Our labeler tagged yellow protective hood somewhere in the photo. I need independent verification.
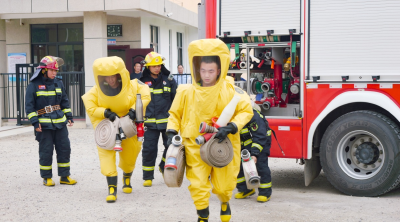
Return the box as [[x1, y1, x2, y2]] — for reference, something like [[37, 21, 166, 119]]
[[189, 39, 230, 89], [82, 56, 151, 128], [90, 56, 135, 116], [93, 56, 130, 99]]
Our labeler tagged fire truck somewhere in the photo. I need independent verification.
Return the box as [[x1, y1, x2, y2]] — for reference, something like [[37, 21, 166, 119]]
[[198, 0, 400, 197]]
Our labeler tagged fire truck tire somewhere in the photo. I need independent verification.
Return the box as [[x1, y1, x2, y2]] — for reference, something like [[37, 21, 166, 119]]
[[320, 110, 400, 196]]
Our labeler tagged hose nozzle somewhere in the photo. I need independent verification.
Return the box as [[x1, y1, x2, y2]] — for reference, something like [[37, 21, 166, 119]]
[[172, 135, 182, 146], [113, 135, 123, 152]]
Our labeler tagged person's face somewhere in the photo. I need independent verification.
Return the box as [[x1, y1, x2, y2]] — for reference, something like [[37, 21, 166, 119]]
[[178, 65, 184, 74], [134, 63, 141, 73], [46, 68, 57, 79], [149, 65, 161, 75], [105, 75, 119, 88], [199, 62, 220, 87]]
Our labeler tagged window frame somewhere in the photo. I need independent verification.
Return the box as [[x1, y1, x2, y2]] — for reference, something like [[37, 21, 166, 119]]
[[177, 32, 183, 67], [30, 23, 84, 72], [150, 25, 159, 52]]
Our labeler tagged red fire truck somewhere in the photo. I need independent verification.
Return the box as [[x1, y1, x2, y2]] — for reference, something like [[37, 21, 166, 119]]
[[198, 0, 400, 196]]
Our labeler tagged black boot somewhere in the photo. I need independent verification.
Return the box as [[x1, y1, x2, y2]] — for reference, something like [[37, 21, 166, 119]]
[[122, 172, 133, 194], [106, 176, 117, 203], [197, 207, 209, 222], [220, 202, 231, 222]]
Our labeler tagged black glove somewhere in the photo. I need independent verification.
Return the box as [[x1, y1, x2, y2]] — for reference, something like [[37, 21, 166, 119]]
[[214, 122, 238, 143], [166, 129, 178, 147], [249, 147, 260, 157], [104, 109, 118, 122], [127, 108, 136, 121]]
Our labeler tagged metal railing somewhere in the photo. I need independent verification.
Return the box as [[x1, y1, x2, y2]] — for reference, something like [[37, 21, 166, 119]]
[[173, 74, 192, 85], [1, 72, 85, 122]]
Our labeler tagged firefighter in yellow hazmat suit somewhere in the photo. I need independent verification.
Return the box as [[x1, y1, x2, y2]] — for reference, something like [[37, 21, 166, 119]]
[[166, 39, 253, 222], [82, 56, 151, 203]]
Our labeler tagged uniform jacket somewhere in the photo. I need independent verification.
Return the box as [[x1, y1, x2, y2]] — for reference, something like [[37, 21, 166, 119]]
[[25, 74, 72, 130], [240, 109, 272, 156], [140, 66, 177, 130]]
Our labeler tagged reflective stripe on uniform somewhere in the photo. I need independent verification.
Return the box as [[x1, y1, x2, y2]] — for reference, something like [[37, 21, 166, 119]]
[[267, 130, 272, 136], [145, 118, 156, 123], [55, 88, 62, 93], [62, 108, 72, 113], [240, 128, 249, 134], [150, 88, 163, 94], [237, 177, 245, 183], [252, 143, 263, 152], [145, 118, 168, 124], [28, 112, 37, 119], [57, 162, 70, 167], [255, 109, 264, 118], [142, 166, 155, 171], [38, 115, 67, 124], [156, 118, 168, 124], [163, 87, 171, 92], [259, 182, 272, 189], [244, 139, 252, 146], [40, 165, 52, 170], [36, 91, 56, 96], [162, 157, 166, 162]]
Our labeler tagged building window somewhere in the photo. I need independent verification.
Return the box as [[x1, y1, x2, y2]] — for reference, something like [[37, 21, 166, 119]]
[[31, 23, 84, 72], [177, 32, 183, 66], [150, 25, 159, 52]]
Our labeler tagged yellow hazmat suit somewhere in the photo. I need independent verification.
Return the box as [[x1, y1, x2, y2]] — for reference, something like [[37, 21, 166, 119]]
[[82, 57, 151, 177], [167, 39, 253, 211]]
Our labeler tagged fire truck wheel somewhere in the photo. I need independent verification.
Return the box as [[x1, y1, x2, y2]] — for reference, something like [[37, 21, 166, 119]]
[[320, 110, 400, 196]]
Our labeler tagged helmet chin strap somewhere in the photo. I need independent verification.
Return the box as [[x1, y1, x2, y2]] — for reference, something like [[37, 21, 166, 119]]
[[42, 68, 49, 78]]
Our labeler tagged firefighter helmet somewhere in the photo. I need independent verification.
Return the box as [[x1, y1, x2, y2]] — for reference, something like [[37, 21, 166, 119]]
[[38, 56, 64, 71], [143, 52, 164, 67]]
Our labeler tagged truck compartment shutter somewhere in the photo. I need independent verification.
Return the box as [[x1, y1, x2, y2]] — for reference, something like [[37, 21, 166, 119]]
[[220, 0, 300, 36], [309, 0, 400, 81]]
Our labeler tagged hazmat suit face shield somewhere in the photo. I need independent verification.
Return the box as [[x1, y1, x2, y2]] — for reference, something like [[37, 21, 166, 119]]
[[192, 56, 222, 87], [98, 74, 123, 96]]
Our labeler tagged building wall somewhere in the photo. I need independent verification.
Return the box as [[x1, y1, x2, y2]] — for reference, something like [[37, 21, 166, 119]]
[[141, 17, 198, 74], [170, 0, 201, 13], [107, 15, 141, 48]]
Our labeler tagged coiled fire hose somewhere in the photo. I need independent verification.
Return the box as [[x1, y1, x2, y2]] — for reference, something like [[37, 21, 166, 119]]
[[164, 135, 186, 187], [95, 116, 137, 150], [200, 134, 233, 168], [119, 116, 137, 138]]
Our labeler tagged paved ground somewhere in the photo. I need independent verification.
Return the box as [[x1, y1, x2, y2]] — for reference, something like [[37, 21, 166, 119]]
[[1, 128, 400, 222]]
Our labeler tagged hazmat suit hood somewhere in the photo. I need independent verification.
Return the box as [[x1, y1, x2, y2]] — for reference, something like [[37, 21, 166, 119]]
[[189, 39, 229, 89], [93, 56, 134, 115], [187, 39, 231, 122]]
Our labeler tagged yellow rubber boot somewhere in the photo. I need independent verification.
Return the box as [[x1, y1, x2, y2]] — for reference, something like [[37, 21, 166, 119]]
[[220, 202, 231, 222], [122, 172, 133, 194], [106, 176, 117, 203], [257, 195, 271, 203], [60, 176, 77, 185], [234, 189, 255, 199], [143, 180, 152, 187], [197, 207, 209, 222], [43, 178, 55, 186]]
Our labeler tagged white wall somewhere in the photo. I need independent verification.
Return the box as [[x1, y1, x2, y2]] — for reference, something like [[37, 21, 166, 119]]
[[141, 17, 197, 74]]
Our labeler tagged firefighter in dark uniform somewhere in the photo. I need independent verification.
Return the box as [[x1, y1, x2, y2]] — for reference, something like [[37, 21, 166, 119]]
[[139, 52, 177, 187], [235, 104, 272, 202], [25, 56, 77, 186]]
